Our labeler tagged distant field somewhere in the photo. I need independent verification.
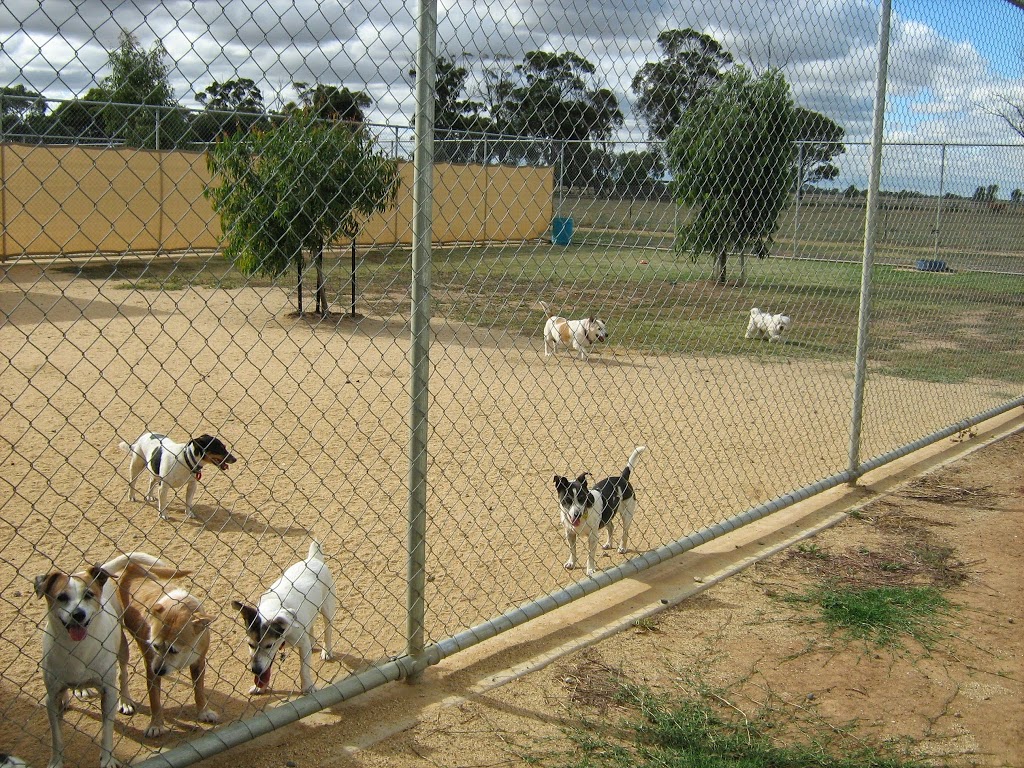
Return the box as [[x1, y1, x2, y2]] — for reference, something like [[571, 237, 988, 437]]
[[560, 192, 1024, 273]]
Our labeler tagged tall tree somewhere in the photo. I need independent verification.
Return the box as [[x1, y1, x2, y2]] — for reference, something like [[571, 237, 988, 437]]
[[193, 78, 267, 140], [794, 107, 846, 192], [667, 67, 796, 285], [501, 50, 623, 188], [0, 84, 46, 139], [632, 28, 734, 144], [206, 109, 400, 316], [409, 55, 490, 163], [293, 82, 371, 123], [99, 29, 185, 148]]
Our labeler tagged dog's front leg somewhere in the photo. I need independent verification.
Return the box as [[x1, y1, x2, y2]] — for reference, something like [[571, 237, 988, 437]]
[[585, 531, 599, 576], [117, 631, 135, 716], [297, 636, 316, 694], [99, 683, 124, 768], [564, 528, 578, 570], [190, 658, 219, 725], [44, 685, 66, 768], [184, 477, 198, 518], [143, 653, 168, 738]]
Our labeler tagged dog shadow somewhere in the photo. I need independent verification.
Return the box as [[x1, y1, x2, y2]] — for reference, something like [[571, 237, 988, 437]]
[[178, 504, 308, 539]]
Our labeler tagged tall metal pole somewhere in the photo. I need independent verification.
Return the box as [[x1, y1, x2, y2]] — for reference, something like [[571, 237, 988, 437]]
[[933, 144, 946, 261], [847, 0, 892, 482], [406, 0, 436, 681]]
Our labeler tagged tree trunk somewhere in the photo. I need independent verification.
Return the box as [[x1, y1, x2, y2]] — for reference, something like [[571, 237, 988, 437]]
[[296, 251, 304, 315], [315, 239, 327, 316], [716, 248, 727, 285]]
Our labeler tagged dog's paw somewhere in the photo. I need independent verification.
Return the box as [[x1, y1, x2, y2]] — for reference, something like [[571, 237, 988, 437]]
[[197, 708, 220, 724], [563, 559, 576, 570], [144, 722, 170, 738], [248, 685, 268, 695], [617, 545, 628, 555], [71, 687, 97, 700], [320, 648, 335, 661], [301, 684, 318, 695], [118, 698, 136, 716], [145, 493, 158, 502]]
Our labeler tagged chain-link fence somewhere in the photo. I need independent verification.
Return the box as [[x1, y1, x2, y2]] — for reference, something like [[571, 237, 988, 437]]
[[2, 0, 1023, 766]]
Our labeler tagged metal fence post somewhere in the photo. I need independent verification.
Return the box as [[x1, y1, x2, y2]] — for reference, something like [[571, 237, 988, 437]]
[[848, 0, 892, 482], [406, 0, 437, 682], [934, 143, 946, 261]]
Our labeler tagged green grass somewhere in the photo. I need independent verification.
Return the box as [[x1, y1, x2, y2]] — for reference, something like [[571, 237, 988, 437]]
[[786, 584, 950, 648], [553, 684, 923, 768], [57, 228, 1024, 384]]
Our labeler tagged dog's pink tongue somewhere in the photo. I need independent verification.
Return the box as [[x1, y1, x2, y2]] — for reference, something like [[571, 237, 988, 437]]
[[68, 625, 88, 642], [256, 670, 271, 689]]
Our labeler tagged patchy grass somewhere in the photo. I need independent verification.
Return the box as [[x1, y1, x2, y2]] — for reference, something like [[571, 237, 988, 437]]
[[789, 584, 951, 648], [549, 668, 924, 768]]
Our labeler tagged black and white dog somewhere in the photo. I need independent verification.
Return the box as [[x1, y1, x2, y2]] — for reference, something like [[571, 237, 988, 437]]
[[118, 432, 237, 520], [554, 445, 646, 576]]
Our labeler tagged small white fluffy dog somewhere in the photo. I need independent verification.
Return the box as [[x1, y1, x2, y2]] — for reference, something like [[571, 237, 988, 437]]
[[232, 540, 337, 695], [539, 300, 607, 359], [745, 307, 791, 342]]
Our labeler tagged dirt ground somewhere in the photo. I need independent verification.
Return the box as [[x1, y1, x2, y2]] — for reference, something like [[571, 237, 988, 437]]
[[192, 422, 1024, 768], [0, 264, 1020, 767]]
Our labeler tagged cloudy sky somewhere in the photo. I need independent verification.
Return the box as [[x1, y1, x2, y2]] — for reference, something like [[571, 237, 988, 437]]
[[1, 0, 1022, 194]]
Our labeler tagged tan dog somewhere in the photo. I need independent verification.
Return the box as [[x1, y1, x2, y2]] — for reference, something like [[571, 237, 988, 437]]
[[113, 558, 218, 738]]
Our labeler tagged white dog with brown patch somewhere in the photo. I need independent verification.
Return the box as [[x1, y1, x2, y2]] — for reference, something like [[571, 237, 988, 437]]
[[34, 553, 171, 768], [539, 300, 607, 359], [745, 307, 791, 342]]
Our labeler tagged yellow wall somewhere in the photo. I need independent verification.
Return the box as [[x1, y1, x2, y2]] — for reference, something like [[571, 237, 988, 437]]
[[0, 144, 553, 258]]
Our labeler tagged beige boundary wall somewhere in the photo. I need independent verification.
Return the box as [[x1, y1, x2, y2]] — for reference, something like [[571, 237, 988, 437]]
[[0, 143, 554, 258]]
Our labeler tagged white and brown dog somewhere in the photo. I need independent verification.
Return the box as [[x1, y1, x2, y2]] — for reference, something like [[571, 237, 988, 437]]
[[34, 554, 166, 768], [554, 445, 646, 576], [118, 431, 237, 520], [232, 541, 337, 695], [110, 557, 218, 738], [745, 307, 791, 342], [539, 301, 607, 359]]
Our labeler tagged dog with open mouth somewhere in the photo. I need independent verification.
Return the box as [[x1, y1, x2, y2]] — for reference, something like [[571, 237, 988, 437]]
[[554, 445, 647, 576], [34, 553, 171, 768], [232, 540, 337, 695], [118, 431, 237, 520]]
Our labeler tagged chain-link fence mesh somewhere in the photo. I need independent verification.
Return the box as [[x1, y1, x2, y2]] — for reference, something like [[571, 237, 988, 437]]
[[2, 0, 1023, 765]]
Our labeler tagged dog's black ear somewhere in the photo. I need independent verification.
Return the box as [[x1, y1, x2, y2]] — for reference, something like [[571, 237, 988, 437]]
[[232, 600, 260, 630], [575, 472, 589, 486], [554, 475, 568, 490], [86, 565, 111, 590]]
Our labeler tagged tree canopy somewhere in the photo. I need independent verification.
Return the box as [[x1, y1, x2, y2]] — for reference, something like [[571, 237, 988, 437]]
[[632, 28, 734, 144], [206, 110, 400, 316], [667, 66, 797, 284], [794, 107, 846, 191]]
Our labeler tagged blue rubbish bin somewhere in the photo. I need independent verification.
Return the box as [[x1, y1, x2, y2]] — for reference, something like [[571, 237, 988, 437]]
[[552, 216, 574, 245]]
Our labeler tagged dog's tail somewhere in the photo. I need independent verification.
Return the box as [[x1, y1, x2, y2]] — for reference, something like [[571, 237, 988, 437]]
[[99, 552, 191, 580], [538, 300, 554, 318], [621, 445, 647, 481], [308, 540, 325, 562], [117, 440, 133, 454]]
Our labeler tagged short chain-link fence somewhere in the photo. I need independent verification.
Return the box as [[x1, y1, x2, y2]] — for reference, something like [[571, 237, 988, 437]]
[[2, 0, 1023, 765]]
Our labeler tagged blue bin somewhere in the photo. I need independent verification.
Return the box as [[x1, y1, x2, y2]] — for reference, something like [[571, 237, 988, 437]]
[[552, 216, 574, 245], [914, 259, 947, 272]]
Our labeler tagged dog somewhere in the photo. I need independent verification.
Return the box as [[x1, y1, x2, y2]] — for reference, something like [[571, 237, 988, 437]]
[[34, 554, 164, 768], [554, 445, 646, 576], [0, 755, 27, 768], [539, 300, 607, 359], [232, 541, 337, 695], [118, 432, 237, 519], [108, 556, 218, 738], [745, 307, 791, 342]]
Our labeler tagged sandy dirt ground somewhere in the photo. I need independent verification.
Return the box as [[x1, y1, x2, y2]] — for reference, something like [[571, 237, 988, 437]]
[[197, 421, 1024, 768], [0, 264, 1019, 766]]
